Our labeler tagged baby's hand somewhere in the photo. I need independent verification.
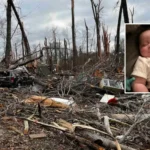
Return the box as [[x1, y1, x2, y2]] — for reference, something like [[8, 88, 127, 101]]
[[126, 77, 135, 91]]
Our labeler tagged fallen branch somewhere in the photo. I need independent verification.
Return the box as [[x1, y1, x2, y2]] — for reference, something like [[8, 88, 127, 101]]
[[86, 132, 136, 150], [65, 133, 105, 150], [110, 114, 150, 122], [22, 117, 67, 131], [9, 50, 43, 70]]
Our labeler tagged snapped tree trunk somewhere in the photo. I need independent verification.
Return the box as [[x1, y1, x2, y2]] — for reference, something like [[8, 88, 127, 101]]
[[102, 24, 110, 57], [5, 0, 12, 68], [9, 0, 31, 55], [96, 25, 101, 57], [90, 0, 103, 58], [71, 0, 77, 70], [44, 37, 51, 70]]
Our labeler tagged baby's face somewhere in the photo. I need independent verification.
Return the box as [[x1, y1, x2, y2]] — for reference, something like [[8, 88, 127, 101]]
[[139, 30, 150, 57]]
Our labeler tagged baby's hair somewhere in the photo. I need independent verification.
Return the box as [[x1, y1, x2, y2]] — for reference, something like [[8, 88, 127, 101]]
[[135, 25, 150, 51]]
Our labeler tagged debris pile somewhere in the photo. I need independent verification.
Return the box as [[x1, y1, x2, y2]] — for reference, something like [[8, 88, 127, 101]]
[[0, 63, 149, 150]]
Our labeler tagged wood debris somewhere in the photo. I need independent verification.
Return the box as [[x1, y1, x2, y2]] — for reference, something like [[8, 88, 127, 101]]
[[29, 133, 47, 139]]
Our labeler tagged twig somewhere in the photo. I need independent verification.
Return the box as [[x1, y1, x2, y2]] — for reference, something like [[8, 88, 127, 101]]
[[119, 115, 150, 143], [23, 117, 67, 131]]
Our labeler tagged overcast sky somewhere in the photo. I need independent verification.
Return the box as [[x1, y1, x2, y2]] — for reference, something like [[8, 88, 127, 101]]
[[0, 0, 150, 56]]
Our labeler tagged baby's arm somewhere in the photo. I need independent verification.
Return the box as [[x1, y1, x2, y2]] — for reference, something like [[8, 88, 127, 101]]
[[132, 76, 148, 92]]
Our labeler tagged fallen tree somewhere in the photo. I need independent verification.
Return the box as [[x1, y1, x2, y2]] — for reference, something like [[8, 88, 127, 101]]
[[9, 50, 43, 70]]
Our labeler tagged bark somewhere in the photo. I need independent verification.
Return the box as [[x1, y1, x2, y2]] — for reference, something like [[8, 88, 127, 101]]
[[71, 0, 77, 70], [5, 0, 12, 68]]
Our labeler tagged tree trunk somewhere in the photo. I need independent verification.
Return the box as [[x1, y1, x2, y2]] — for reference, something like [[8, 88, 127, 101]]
[[54, 37, 57, 64], [58, 40, 61, 62], [44, 37, 51, 69], [49, 43, 53, 72], [102, 24, 110, 57], [115, 0, 129, 64], [90, 0, 103, 58], [64, 39, 67, 69], [9, 0, 31, 55], [115, 1, 122, 63], [84, 19, 89, 57], [15, 43, 17, 60], [71, 0, 77, 71], [96, 25, 101, 57], [122, 0, 129, 23], [5, 0, 12, 68]]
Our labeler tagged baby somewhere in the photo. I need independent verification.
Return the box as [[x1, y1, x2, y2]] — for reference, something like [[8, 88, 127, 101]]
[[131, 28, 150, 92]]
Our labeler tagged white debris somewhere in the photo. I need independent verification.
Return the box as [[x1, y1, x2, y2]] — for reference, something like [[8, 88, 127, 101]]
[[50, 97, 75, 106], [100, 94, 115, 103]]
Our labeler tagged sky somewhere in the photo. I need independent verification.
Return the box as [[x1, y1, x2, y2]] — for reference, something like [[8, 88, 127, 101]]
[[0, 0, 150, 57]]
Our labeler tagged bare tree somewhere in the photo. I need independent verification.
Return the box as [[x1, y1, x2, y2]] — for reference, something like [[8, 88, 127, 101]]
[[84, 19, 89, 57], [129, 7, 134, 23], [122, 0, 129, 23], [52, 28, 57, 64], [115, 0, 122, 57], [90, 0, 103, 58], [5, 0, 12, 68], [44, 37, 51, 68], [115, 0, 129, 63], [49, 43, 53, 72], [64, 38, 68, 69], [71, 0, 77, 70], [102, 24, 110, 57]]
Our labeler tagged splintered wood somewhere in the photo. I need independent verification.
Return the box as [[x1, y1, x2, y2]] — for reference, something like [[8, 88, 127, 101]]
[[24, 95, 69, 108]]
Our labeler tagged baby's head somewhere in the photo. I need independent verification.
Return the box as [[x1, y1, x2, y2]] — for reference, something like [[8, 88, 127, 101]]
[[137, 25, 150, 57]]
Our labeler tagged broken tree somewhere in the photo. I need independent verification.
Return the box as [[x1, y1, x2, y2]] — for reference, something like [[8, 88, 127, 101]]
[[71, 0, 77, 70], [90, 0, 103, 58]]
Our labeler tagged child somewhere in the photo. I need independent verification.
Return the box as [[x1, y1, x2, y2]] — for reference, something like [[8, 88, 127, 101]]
[[131, 26, 150, 92]]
